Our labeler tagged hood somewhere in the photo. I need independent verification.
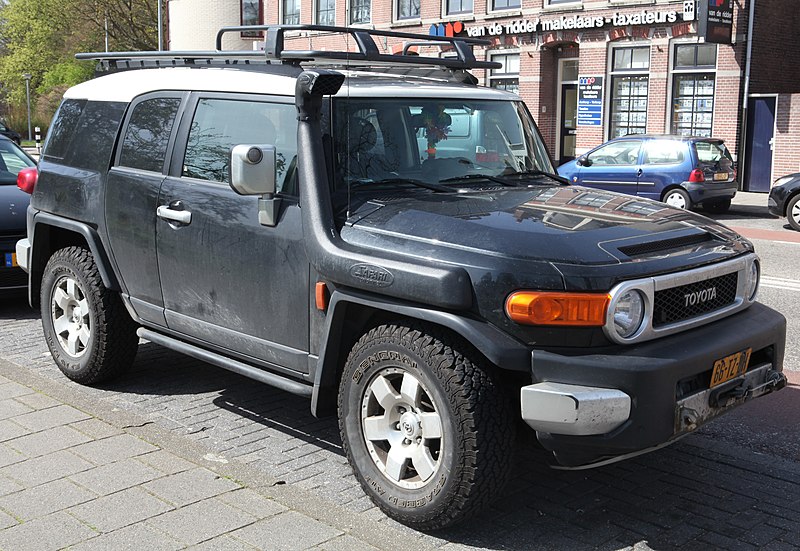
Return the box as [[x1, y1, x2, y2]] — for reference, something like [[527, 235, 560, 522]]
[[0, 183, 29, 234], [341, 185, 751, 289]]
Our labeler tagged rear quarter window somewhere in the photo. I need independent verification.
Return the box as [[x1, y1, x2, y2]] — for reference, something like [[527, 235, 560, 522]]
[[43, 99, 87, 160]]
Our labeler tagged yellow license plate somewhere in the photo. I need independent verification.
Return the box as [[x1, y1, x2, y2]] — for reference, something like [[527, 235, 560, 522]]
[[713, 172, 728, 181], [4, 253, 17, 268], [710, 348, 752, 388]]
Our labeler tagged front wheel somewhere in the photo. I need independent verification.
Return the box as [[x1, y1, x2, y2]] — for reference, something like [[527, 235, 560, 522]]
[[338, 323, 514, 530], [663, 187, 692, 210], [787, 194, 800, 232], [41, 246, 139, 384]]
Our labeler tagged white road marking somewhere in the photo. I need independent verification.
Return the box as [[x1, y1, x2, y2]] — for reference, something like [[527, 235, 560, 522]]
[[761, 276, 800, 292]]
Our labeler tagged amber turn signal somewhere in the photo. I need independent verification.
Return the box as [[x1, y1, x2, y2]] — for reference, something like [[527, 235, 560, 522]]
[[505, 291, 609, 326]]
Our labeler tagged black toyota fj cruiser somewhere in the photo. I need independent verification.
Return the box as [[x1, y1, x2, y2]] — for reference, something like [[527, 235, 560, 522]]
[[16, 25, 787, 530]]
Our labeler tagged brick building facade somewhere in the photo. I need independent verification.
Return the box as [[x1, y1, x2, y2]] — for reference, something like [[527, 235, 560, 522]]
[[167, 0, 800, 191]]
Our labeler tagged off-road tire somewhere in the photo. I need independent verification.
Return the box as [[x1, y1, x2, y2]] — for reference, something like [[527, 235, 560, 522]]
[[41, 246, 138, 384], [703, 199, 731, 214], [338, 322, 514, 530], [787, 194, 800, 232]]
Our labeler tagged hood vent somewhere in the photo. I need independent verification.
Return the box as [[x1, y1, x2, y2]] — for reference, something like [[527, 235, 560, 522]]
[[618, 232, 714, 258]]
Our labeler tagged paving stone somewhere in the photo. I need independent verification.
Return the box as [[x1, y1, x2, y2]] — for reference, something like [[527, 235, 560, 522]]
[[12, 404, 90, 431], [189, 535, 260, 550], [68, 487, 173, 532], [6, 425, 92, 457], [312, 534, 381, 551], [71, 433, 159, 465], [0, 443, 25, 468], [0, 449, 94, 487], [217, 488, 288, 519], [147, 497, 257, 545], [142, 467, 240, 507], [0, 478, 96, 521], [0, 474, 23, 497], [70, 418, 124, 439], [0, 511, 97, 551], [0, 399, 32, 421], [69, 456, 164, 495], [136, 449, 196, 475], [0, 382, 33, 401], [13, 392, 60, 410], [230, 511, 343, 550], [0, 507, 17, 529], [70, 523, 184, 551], [0, 419, 27, 443]]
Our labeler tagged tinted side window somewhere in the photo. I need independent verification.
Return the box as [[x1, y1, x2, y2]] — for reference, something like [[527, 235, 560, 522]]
[[66, 101, 127, 172], [182, 99, 297, 193], [44, 99, 87, 160], [643, 140, 685, 165], [119, 98, 181, 172]]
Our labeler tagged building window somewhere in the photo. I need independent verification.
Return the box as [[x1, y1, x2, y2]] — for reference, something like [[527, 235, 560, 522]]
[[446, 0, 473, 15], [671, 44, 717, 138], [316, 0, 335, 24], [397, 0, 420, 19], [492, 0, 520, 10], [240, 0, 262, 37], [608, 46, 650, 139], [350, 0, 370, 24], [282, 0, 300, 24], [546, 0, 581, 5], [488, 52, 520, 94]]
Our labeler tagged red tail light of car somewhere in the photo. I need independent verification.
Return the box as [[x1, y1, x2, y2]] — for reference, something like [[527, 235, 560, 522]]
[[688, 168, 705, 183], [17, 167, 38, 194]]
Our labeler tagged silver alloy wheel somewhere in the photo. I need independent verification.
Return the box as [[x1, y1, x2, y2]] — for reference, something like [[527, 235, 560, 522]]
[[361, 367, 443, 489], [51, 275, 91, 358], [665, 191, 688, 209], [792, 199, 800, 226]]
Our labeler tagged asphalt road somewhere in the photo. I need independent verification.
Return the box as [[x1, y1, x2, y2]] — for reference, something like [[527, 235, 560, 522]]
[[1, 191, 799, 550]]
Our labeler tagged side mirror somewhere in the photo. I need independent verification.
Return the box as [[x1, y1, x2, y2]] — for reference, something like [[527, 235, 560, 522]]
[[577, 155, 592, 167], [229, 144, 280, 227]]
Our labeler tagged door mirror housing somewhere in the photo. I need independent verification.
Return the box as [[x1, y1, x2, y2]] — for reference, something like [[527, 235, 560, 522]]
[[577, 155, 592, 167], [229, 144, 280, 227]]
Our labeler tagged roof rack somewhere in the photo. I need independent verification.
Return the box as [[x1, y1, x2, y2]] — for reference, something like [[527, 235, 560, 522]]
[[77, 24, 500, 76]]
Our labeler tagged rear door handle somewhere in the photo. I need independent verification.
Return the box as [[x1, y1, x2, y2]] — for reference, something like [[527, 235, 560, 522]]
[[157, 203, 192, 225]]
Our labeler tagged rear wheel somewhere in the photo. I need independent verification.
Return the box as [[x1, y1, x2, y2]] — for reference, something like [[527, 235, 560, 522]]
[[41, 247, 138, 384], [338, 322, 514, 530], [787, 194, 800, 232], [663, 188, 691, 210], [703, 199, 731, 214]]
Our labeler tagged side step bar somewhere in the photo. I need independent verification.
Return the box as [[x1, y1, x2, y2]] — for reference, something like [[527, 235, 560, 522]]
[[137, 328, 313, 398]]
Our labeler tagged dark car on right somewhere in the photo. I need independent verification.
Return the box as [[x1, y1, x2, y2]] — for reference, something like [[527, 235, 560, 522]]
[[768, 173, 800, 231]]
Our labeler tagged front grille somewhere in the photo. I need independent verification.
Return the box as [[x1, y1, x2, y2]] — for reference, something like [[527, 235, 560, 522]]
[[0, 266, 27, 289], [653, 271, 738, 327]]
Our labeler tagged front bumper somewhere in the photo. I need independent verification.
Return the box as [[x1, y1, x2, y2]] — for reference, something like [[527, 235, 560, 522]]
[[683, 180, 738, 204], [521, 301, 786, 468]]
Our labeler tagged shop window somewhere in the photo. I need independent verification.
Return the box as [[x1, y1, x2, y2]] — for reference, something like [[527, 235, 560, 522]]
[[608, 46, 650, 139], [488, 52, 520, 95], [446, 0, 473, 15], [350, 0, 370, 24], [397, 0, 420, 19], [316, 0, 335, 25], [670, 44, 717, 137], [282, 0, 300, 24], [493, 0, 521, 10]]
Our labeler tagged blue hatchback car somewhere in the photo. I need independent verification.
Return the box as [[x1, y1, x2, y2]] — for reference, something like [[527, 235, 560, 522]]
[[557, 135, 737, 213]]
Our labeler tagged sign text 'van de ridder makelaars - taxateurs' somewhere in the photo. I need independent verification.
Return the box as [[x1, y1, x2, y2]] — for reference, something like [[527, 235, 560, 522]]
[[465, 7, 693, 37]]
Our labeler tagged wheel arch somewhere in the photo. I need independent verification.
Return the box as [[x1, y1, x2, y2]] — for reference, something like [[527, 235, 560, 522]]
[[660, 184, 687, 202], [29, 212, 121, 308], [784, 188, 800, 217], [310, 288, 530, 417]]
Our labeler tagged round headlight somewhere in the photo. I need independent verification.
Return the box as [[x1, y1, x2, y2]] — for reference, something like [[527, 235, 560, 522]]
[[613, 290, 645, 339], [746, 260, 760, 301]]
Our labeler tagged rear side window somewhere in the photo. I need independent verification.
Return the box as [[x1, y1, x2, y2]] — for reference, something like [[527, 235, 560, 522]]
[[119, 98, 182, 173], [44, 99, 87, 160], [694, 141, 730, 163], [643, 140, 685, 165], [182, 98, 297, 192]]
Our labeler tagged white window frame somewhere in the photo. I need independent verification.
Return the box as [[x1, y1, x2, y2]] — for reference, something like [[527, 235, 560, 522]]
[[556, 58, 580, 161], [486, 50, 520, 94], [667, 39, 718, 137], [489, 0, 521, 14], [314, 0, 336, 25], [395, 0, 421, 22], [543, 0, 583, 9], [281, 0, 301, 25], [347, 0, 371, 25], [442, 0, 474, 17], [606, 41, 652, 140]]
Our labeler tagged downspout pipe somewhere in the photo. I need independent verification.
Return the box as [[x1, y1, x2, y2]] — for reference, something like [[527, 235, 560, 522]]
[[294, 70, 473, 310], [739, 0, 757, 187]]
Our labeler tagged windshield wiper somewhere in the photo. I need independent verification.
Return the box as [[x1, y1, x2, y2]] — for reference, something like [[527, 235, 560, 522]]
[[438, 173, 525, 187], [351, 177, 456, 193], [500, 169, 570, 186]]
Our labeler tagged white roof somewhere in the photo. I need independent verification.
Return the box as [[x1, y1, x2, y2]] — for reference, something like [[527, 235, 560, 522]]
[[64, 66, 516, 103]]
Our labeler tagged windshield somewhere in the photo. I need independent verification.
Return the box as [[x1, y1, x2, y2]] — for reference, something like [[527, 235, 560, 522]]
[[331, 98, 554, 191]]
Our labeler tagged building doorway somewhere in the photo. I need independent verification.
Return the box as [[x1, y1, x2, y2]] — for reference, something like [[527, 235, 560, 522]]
[[557, 59, 579, 166], [744, 96, 776, 192]]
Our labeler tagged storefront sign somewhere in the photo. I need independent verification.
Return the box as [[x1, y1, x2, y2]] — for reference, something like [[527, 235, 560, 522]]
[[465, 9, 684, 38], [698, 0, 733, 44], [577, 76, 603, 127]]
